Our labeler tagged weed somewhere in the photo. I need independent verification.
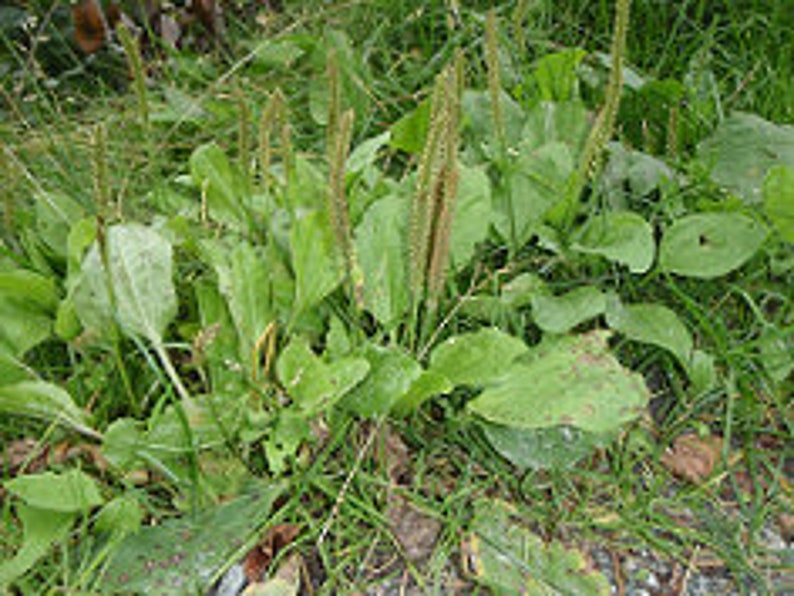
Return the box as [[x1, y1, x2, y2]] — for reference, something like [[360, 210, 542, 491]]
[[0, 1, 790, 594]]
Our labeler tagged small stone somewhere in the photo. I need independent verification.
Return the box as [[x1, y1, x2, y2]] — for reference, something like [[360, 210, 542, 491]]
[[210, 564, 246, 596]]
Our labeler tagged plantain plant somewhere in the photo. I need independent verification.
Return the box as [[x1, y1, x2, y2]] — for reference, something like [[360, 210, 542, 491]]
[[3, 4, 790, 591]]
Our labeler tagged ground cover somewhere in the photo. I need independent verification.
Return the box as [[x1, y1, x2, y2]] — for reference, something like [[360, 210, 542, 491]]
[[1, 1, 791, 593]]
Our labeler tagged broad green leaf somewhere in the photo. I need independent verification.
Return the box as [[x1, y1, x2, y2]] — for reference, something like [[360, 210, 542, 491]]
[[112, 225, 177, 344], [758, 328, 793, 383], [194, 280, 244, 392], [147, 397, 241, 453], [572, 211, 656, 273], [500, 141, 574, 245], [763, 165, 794, 242], [103, 400, 242, 486], [681, 55, 721, 143], [54, 296, 82, 341], [102, 418, 145, 471], [190, 142, 249, 228], [500, 272, 546, 308], [201, 237, 295, 343], [689, 349, 717, 395], [102, 417, 189, 485], [340, 344, 422, 417], [94, 495, 143, 536], [19, 227, 53, 277], [220, 242, 276, 358], [308, 30, 371, 126], [521, 101, 589, 154], [606, 297, 693, 367], [390, 370, 453, 417], [506, 102, 588, 233], [290, 210, 344, 313], [429, 328, 528, 387], [72, 244, 113, 337], [99, 485, 284, 595], [534, 48, 587, 101], [286, 156, 327, 211], [457, 295, 512, 322], [5, 469, 103, 512], [276, 337, 369, 414], [34, 191, 86, 260], [252, 39, 305, 68], [0, 352, 31, 385], [531, 286, 606, 334], [0, 269, 57, 356], [468, 498, 610, 594], [469, 331, 649, 433], [389, 98, 431, 153], [66, 216, 96, 277], [602, 143, 674, 202], [449, 165, 492, 268], [347, 131, 390, 174], [151, 86, 206, 124], [461, 89, 526, 154], [0, 380, 94, 437], [659, 212, 767, 278], [199, 453, 252, 502], [482, 423, 612, 470], [266, 411, 311, 476], [73, 224, 177, 346], [354, 195, 409, 326], [326, 316, 351, 359], [0, 505, 75, 588], [698, 112, 794, 204]]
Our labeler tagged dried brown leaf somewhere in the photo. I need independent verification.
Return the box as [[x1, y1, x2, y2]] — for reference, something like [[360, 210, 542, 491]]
[[73, 0, 109, 54], [242, 523, 301, 583], [661, 433, 723, 484], [243, 552, 302, 596]]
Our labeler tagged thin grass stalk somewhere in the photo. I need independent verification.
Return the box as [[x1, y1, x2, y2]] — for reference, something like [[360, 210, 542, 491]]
[[258, 90, 282, 190], [117, 25, 152, 175], [92, 123, 138, 415], [408, 77, 445, 302], [317, 40, 355, 302], [485, 10, 519, 251], [237, 87, 251, 187], [259, 89, 294, 221], [132, 333, 200, 511], [427, 58, 462, 310], [667, 103, 679, 160], [327, 109, 355, 271], [511, 0, 530, 50], [2, 148, 15, 238], [117, 26, 148, 129], [326, 48, 341, 160], [557, 0, 632, 229], [485, 9, 505, 149], [279, 107, 293, 186], [92, 123, 109, 251]]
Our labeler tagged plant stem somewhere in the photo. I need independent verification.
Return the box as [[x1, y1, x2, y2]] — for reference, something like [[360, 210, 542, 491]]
[[553, 0, 632, 230], [117, 24, 153, 179]]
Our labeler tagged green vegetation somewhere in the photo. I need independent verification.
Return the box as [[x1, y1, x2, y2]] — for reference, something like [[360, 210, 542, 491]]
[[1, 1, 791, 593]]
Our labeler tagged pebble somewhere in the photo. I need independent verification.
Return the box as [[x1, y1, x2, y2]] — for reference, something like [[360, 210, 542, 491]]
[[209, 564, 246, 596]]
